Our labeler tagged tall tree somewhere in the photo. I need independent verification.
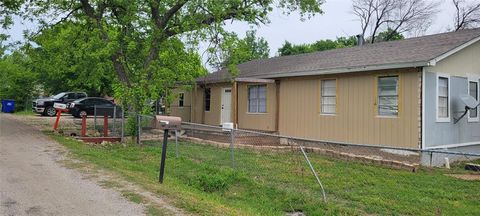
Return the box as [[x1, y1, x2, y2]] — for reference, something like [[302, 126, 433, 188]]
[[352, 0, 439, 43], [277, 36, 357, 56], [26, 22, 116, 96], [21, 0, 323, 112], [0, 51, 38, 110], [452, 0, 480, 31], [208, 30, 270, 73]]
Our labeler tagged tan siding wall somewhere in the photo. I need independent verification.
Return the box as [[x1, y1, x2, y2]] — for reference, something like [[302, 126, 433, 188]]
[[237, 82, 277, 131], [203, 83, 230, 125], [171, 83, 231, 125], [191, 86, 204, 123], [278, 69, 420, 148], [170, 90, 192, 122], [425, 40, 480, 76]]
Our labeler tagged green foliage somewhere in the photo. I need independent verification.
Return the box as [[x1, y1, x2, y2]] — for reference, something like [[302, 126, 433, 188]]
[[0, 0, 25, 57], [125, 117, 137, 137], [14, 0, 323, 113], [0, 0, 23, 28], [278, 29, 404, 56], [375, 28, 405, 42], [27, 22, 115, 96], [278, 36, 357, 56], [0, 52, 38, 111], [209, 30, 269, 75]]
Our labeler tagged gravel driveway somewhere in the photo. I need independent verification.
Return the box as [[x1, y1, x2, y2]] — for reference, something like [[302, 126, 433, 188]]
[[0, 114, 145, 216]]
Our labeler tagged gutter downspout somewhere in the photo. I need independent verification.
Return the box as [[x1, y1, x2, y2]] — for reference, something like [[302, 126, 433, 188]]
[[421, 67, 426, 150]]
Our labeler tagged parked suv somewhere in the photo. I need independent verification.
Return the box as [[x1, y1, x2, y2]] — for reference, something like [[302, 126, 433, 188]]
[[69, 97, 120, 118], [33, 92, 87, 116]]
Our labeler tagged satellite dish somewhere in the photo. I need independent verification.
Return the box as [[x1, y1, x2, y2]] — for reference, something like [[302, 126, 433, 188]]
[[459, 94, 479, 109], [454, 94, 480, 124]]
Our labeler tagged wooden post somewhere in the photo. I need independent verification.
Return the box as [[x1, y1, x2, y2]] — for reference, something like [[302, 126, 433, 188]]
[[103, 114, 108, 137], [53, 110, 62, 131]]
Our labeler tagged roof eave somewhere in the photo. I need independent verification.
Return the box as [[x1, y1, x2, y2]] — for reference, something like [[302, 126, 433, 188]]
[[428, 35, 480, 66], [245, 61, 430, 79]]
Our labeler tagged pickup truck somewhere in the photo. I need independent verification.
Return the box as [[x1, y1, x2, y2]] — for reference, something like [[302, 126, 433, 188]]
[[32, 92, 87, 116]]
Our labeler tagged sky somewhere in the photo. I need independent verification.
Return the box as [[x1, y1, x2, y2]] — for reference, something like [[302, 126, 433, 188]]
[[222, 0, 456, 57], [5, 0, 458, 68]]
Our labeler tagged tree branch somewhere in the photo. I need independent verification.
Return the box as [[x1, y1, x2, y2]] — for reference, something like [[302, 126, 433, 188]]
[[79, 0, 131, 87]]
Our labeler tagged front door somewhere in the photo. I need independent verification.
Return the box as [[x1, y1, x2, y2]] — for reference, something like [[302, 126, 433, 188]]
[[221, 88, 232, 124]]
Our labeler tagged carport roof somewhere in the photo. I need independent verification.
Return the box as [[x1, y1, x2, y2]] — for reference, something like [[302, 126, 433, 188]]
[[197, 28, 480, 84]]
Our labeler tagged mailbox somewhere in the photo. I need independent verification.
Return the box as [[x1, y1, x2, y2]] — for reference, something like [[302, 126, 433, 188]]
[[156, 115, 182, 184], [155, 115, 182, 130], [53, 103, 68, 110]]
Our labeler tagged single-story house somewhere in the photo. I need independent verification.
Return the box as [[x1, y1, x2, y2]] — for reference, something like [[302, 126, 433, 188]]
[[171, 28, 480, 157]]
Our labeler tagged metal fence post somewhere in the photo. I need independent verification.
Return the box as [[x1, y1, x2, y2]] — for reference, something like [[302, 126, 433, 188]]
[[112, 106, 117, 136], [93, 105, 97, 134], [121, 109, 125, 142], [137, 114, 141, 145], [299, 145, 327, 202], [230, 129, 236, 168], [175, 130, 179, 158], [430, 151, 433, 167]]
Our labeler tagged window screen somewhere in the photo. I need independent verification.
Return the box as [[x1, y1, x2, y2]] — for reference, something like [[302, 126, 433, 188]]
[[204, 88, 211, 111], [378, 76, 399, 116], [438, 77, 449, 118], [248, 85, 266, 113], [321, 79, 336, 114], [469, 81, 478, 118], [179, 93, 184, 107]]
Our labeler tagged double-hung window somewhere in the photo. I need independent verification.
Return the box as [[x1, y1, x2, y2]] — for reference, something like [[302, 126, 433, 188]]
[[179, 93, 184, 107], [248, 85, 266, 113], [437, 76, 449, 121], [321, 79, 336, 114], [204, 88, 211, 111], [378, 76, 399, 116], [469, 79, 479, 121]]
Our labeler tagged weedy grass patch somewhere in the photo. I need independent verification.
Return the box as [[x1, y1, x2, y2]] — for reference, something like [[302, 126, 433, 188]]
[[47, 133, 480, 216]]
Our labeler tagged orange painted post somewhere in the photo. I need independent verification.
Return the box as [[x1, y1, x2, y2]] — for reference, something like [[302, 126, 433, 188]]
[[53, 110, 62, 130], [81, 115, 87, 137], [103, 115, 108, 137]]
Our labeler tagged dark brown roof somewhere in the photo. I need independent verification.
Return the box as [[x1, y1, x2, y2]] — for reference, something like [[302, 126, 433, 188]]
[[198, 28, 480, 83]]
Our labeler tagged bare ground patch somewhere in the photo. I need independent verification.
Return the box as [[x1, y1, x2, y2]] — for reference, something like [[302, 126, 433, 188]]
[[445, 174, 480, 181]]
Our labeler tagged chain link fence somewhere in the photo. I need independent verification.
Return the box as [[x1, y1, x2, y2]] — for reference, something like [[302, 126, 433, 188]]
[[136, 119, 480, 167], [111, 114, 480, 205]]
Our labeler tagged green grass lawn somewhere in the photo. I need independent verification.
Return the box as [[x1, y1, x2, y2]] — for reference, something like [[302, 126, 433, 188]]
[[47, 133, 480, 216]]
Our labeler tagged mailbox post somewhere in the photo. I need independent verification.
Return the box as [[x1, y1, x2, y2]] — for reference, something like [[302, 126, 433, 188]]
[[53, 103, 68, 131], [155, 115, 181, 183]]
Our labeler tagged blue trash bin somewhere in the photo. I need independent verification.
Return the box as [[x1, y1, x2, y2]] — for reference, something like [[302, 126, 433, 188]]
[[1, 99, 15, 113]]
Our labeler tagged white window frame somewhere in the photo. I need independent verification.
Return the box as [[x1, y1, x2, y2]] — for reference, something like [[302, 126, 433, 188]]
[[247, 85, 267, 113], [320, 79, 337, 115], [467, 77, 479, 122], [436, 74, 451, 123], [377, 75, 399, 117]]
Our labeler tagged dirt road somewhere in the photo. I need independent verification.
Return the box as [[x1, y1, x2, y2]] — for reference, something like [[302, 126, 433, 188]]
[[0, 114, 145, 216]]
